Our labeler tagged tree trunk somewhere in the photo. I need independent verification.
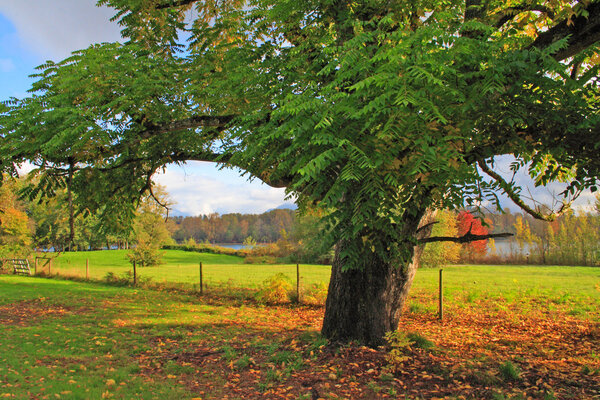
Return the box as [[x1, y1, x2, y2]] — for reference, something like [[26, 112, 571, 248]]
[[321, 211, 435, 347]]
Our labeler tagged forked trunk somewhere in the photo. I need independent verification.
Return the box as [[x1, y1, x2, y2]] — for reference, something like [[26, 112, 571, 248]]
[[321, 211, 435, 347]]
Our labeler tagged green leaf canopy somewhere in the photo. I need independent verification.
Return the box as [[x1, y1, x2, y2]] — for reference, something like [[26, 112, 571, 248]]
[[2, 0, 600, 267]]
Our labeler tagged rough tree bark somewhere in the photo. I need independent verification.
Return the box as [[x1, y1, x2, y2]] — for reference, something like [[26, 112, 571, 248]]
[[321, 210, 436, 347]]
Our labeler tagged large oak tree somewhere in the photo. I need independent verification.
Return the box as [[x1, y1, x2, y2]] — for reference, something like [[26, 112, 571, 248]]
[[1, 0, 599, 345]]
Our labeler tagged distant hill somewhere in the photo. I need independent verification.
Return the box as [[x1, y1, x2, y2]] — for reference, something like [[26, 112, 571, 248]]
[[267, 203, 297, 212], [170, 208, 192, 217]]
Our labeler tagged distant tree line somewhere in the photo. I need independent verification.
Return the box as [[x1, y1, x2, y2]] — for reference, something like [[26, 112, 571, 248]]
[[487, 203, 600, 266], [170, 209, 296, 244], [2, 172, 598, 267]]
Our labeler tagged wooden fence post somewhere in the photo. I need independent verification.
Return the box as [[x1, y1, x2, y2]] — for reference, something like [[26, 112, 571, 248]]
[[438, 268, 443, 320], [133, 260, 137, 286], [199, 262, 203, 295], [86, 259, 89, 280], [296, 263, 300, 302]]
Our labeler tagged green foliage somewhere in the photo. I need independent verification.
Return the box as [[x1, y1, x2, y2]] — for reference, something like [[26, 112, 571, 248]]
[[103, 271, 150, 286], [511, 211, 600, 266], [408, 302, 427, 314], [287, 209, 335, 264], [406, 332, 435, 350], [384, 330, 435, 373], [255, 273, 293, 304], [243, 236, 257, 248], [234, 355, 252, 370], [2, 0, 598, 274], [220, 345, 238, 362]]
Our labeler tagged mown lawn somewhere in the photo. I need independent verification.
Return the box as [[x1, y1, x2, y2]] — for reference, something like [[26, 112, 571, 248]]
[[1, 263, 599, 399]]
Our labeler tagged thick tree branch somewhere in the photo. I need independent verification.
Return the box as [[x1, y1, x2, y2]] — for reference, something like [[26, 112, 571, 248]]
[[170, 151, 293, 188], [420, 231, 513, 244], [529, 1, 600, 61], [156, 0, 198, 10], [494, 5, 555, 28], [477, 160, 572, 221]]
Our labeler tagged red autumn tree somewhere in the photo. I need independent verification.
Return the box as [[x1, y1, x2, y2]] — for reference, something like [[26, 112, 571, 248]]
[[457, 211, 489, 262]]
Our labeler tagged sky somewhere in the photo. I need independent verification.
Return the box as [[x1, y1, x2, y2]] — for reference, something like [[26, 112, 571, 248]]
[[0, 0, 290, 216], [0, 1, 596, 217]]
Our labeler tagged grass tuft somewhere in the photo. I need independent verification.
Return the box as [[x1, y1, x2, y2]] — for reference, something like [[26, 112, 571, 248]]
[[499, 361, 521, 381]]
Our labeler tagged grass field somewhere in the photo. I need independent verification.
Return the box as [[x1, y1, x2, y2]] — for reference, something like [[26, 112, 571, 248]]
[[34, 249, 600, 329], [39, 249, 330, 289], [1, 259, 599, 399], [37, 250, 600, 303]]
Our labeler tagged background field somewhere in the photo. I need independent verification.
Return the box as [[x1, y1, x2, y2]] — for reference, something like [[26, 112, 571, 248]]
[[39, 250, 600, 304], [38, 249, 330, 289]]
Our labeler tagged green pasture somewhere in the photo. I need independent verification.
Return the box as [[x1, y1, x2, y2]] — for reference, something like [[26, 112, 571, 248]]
[[412, 264, 600, 318], [419, 264, 600, 299], [40, 249, 330, 289], [42, 250, 600, 308]]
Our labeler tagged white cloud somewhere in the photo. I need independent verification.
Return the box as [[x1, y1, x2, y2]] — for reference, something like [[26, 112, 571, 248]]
[[0, 58, 15, 72], [0, 0, 122, 60], [154, 162, 289, 216]]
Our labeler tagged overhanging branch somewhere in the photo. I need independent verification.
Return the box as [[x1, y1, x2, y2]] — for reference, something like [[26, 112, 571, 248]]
[[477, 160, 572, 221], [529, 1, 600, 61], [416, 220, 439, 235], [144, 114, 236, 136]]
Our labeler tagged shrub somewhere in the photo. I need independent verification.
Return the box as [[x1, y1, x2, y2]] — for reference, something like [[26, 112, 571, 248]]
[[103, 271, 152, 286], [162, 243, 248, 257], [103, 271, 131, 286], [384, 331, 412, 373], [302, 282, 328, 306], [255, 273, 293, 304], [244, 255, 278, 264]]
